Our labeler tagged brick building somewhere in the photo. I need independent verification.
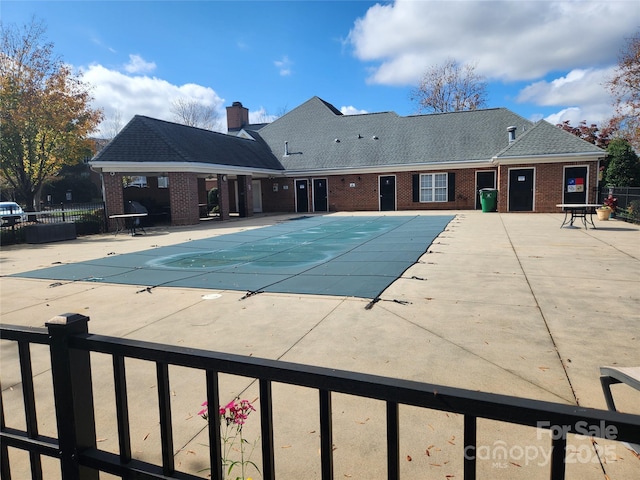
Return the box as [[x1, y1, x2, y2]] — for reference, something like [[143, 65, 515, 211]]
[[90, 97, 605, 228]]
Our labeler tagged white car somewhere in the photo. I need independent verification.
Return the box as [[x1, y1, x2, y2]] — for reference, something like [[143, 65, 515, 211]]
[[0, 202, 26, 225]]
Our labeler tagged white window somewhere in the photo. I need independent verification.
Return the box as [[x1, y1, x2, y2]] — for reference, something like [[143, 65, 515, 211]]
[[157, 176, 169, 188], [420, 173, 448, 202]]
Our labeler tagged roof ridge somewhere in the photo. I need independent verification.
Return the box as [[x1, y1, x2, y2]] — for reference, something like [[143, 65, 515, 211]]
[[139, 116, 193, 162], [493, 121, 538, 157], [495, 118, 604, 157], [315, 97, 343, 116], [342, 111, 398, 118], [404, 107, 513, 119]]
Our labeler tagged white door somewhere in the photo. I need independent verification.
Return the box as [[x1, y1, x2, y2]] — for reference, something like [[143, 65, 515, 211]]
[[252, 180, 262, 213]]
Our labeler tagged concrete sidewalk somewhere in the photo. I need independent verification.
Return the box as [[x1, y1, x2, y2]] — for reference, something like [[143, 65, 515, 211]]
[[1, 211, 639, 479]]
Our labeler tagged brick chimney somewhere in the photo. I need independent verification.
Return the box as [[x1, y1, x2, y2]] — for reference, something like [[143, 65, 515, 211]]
[[226, 101, 249, 131]]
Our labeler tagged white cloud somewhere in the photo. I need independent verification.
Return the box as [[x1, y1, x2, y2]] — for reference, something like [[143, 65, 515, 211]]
[[82, 64, 225, 136], [274, 55, 292, 76], [543, 103, 614, 128], [90, 35, 116, 54], [348, 0, 637, 125], [544, 107, 583, 126], [340, 105, 368, 115], [348, 0, 636, 85], [517, 68, 614, 106], [124, 54, 157, 74], [249, 107, 278, 124], [518, 67, 616, 124]]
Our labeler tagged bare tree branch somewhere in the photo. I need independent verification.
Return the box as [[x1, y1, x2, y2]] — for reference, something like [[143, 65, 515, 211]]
[[105, 109, 123, 140], [170, 98, 219, 130], [607, 30, 640, 150], [410, 58, 488, 113]]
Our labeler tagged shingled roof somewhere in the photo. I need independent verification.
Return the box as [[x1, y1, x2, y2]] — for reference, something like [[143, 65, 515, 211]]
[[495, 119, 606, 159], [254, 97, 538, 172], [91, 115, 284, 172], [91, 98, 605, 177]]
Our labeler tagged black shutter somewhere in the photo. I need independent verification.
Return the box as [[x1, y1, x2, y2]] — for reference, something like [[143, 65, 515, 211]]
[[448, 172, 456, 202], [412, 174, 420, 202]]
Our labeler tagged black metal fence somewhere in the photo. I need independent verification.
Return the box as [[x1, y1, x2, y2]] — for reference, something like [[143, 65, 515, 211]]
[[25, 202, 108, 234], [599, 186, 640, 210], [1, 315, 639, 480], [0, 202, 107, 245], [599, 186, 640, 223]]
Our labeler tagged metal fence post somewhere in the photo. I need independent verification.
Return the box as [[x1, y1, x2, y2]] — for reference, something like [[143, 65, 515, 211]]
[[46, 313, 98, 480]]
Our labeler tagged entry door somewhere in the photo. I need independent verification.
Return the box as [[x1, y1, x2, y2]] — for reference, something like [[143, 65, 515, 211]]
[[252, 180, 262, 213], [295, 179, 309, 213], [508, 168, 534, 211], [313, 178, 328, 212], [476, 171, 496, 209], [563, 166, 588, 205], [379, 176, 396, 211]]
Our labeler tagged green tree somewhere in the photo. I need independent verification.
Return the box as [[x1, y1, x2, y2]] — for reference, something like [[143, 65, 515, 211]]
[[41, 161, 101, 204], [604, 138, 640, 187], [0, 18, 103, 209]]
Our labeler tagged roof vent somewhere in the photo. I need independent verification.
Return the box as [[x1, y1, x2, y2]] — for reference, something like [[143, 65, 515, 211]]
[[284, 141, 289, 156], [334, 138, 340, 143], [372, 135, 378, 140], [507, 126, 517, 143]]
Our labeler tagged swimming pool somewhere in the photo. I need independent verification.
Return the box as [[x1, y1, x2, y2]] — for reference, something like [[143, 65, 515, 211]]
[[13, 215, 454, 299]]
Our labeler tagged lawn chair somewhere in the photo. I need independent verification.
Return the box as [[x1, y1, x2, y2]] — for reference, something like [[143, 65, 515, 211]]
[[599, 366, 640, 455]]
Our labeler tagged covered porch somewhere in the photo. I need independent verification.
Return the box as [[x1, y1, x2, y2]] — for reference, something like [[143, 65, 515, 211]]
[[97, 169, 272, 231]]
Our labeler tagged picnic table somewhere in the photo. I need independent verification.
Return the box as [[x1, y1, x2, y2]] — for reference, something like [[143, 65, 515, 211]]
[[109, 213, 147, 236], [556, 204, 601, 229]]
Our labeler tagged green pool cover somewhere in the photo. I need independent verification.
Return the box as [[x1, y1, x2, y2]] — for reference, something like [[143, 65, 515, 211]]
[[13, 215, 453, 299]]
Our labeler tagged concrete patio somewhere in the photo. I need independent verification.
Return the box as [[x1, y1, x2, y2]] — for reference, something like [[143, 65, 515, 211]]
[[1, 210, 639, 479]]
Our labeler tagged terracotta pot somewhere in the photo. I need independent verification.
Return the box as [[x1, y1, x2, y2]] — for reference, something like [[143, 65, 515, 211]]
[[596, 208, 611, 221]]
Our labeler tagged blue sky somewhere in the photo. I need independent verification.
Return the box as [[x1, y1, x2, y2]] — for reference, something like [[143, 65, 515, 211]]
[[3, 0, 639, 136]]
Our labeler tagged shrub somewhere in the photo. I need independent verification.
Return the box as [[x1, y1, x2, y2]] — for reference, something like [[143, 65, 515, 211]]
[[75, 220, 101, 235], [628, 200, 640, 224], [0, 225, 25, 246], [75, 208, 105, 234], [208, 188, 219, 210]]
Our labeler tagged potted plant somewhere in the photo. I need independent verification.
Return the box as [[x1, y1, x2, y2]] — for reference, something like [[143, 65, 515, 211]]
[[603, 194, 618, 218], [596, 205, 612, 220]]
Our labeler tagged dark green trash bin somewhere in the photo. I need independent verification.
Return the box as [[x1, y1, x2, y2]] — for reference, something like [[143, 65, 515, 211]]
[[479, 188, 498, 212]]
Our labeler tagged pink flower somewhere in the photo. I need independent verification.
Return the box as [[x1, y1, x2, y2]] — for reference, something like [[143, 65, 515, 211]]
[[197, 398, 260, 477], [201, 398, 256, 427]]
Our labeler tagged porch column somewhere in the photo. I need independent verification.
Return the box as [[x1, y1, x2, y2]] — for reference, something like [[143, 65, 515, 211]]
[[496, 165, 506, 213], [169, 172, 200, 225], [237, 174, 254, 218], [103, 173, 124, 231], [217, 174, 230, 221]]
